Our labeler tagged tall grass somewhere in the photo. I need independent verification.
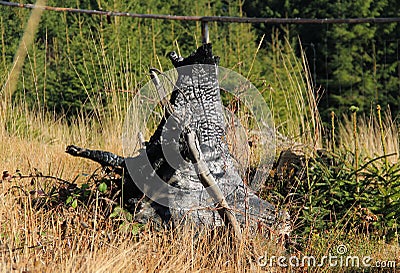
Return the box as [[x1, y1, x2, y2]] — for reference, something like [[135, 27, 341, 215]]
[[0, 177, 286, 272], [264, 36, 323, 154], [1, 165, 399, 272], [337, 108, 399, 164]]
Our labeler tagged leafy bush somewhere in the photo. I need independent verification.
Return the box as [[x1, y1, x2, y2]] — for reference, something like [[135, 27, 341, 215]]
[[273, 142, 400, 246]]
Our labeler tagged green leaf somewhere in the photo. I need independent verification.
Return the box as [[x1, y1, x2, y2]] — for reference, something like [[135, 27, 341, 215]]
[[71, 199, 78, 209], [66, 196, 73, 205], [131, 223, 145, 235], [98, 182, 108, 193], [110, 206, 123, 218]]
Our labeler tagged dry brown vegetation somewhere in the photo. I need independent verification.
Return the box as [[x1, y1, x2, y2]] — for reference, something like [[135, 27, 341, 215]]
[[1, 101, 400, 272], [1, 105, 288, 272]]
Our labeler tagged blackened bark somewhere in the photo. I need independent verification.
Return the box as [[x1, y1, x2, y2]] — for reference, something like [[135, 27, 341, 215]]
[[66, 43, 290, 236]]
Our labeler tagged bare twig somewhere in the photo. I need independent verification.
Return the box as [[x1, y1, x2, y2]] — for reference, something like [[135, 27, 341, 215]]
[[8, 174, 75, 186], [149, 69, 175, 117]]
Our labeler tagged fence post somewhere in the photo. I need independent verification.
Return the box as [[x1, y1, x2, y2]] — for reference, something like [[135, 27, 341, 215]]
[[201, 20, 209, 44]]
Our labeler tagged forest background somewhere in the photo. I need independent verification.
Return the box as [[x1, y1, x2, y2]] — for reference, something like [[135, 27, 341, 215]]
[[2, 0, 399, 124]]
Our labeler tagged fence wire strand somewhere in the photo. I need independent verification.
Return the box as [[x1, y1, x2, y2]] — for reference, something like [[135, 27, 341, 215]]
[[1, 1, 400, 25]]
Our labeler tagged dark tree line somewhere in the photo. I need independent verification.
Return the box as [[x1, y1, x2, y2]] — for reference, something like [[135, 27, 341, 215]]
[[243, 0, 400, 119], [1, 0, 399, 122]]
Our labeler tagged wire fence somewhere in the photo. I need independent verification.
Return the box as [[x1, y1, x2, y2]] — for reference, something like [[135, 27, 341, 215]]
[[1, 1, 400, 25]]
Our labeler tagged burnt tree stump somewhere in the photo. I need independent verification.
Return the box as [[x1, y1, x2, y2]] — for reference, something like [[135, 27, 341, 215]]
[[66, 43, 290, 237]]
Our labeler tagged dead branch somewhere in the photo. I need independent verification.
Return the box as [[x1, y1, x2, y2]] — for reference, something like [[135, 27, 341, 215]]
[[185, 129, 242, 242]]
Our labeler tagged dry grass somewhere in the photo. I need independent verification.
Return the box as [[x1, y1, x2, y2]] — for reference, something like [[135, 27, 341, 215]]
[[1, 101, 287, 272], [1, 102, 400, 272], [0, 192, 284, 272], [0, 109, 287, 272], [337, 109, 399, 164]]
